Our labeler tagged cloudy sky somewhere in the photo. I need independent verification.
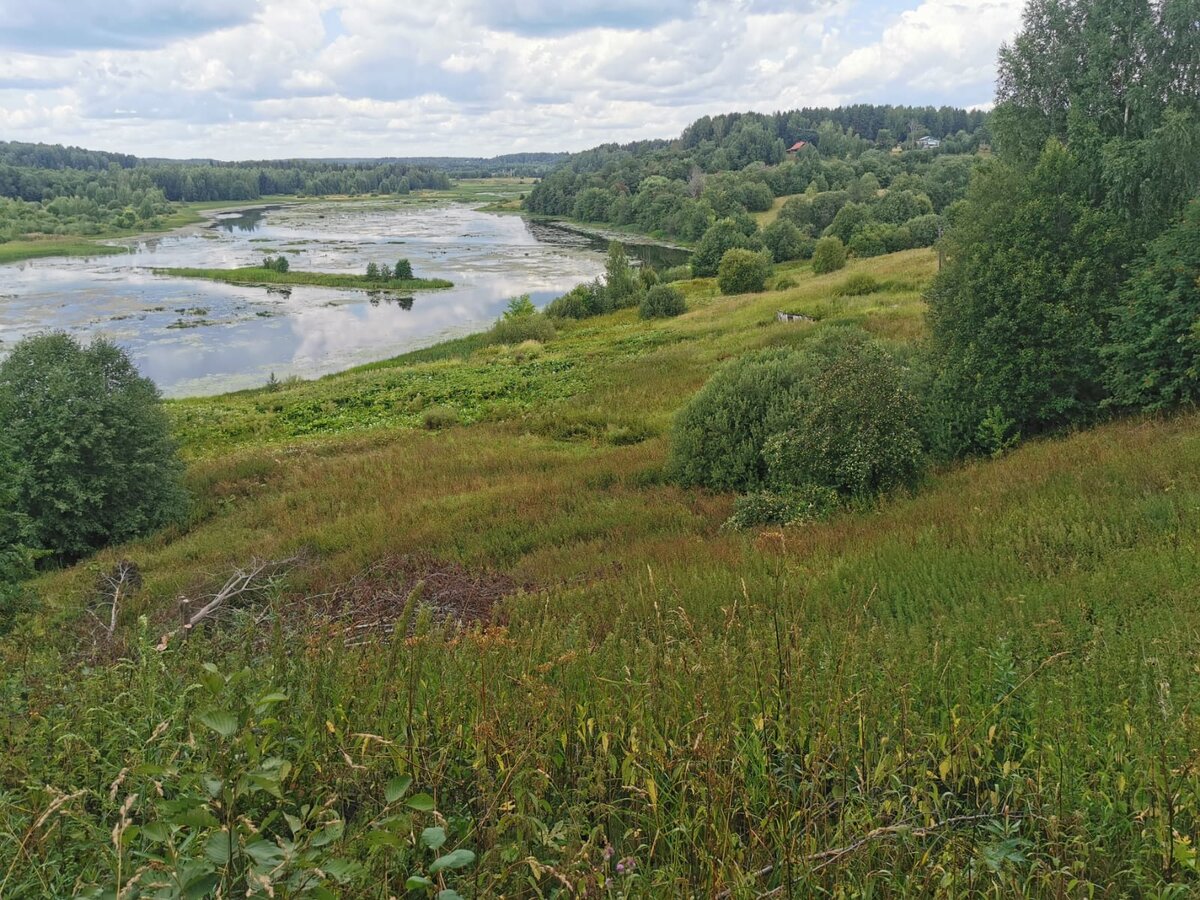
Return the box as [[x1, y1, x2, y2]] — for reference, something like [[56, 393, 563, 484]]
[[0, 0, 1024, 160]]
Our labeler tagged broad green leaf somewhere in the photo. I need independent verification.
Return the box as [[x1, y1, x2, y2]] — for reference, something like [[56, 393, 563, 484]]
[[196, 708, 238, 738], [183, 873, 219, 900], [169, 806, 219, 829], [204, 830, 231, 865], [385, 775, 412, 804], [244, 839, 286, 867], [437, 892, 463, 900], [142, 821, 171, 843], [322, 859, 362, 882], [421, 826, 447, 850], [405, 792, 435, 812], [310, 820, 345, 847], [429, 849, 475, 873], [405, 875, 434, 890], [284, 813, 303, 836]]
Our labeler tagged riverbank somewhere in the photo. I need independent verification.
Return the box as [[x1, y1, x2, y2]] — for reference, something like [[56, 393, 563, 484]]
[[152, 265, 454, 291]]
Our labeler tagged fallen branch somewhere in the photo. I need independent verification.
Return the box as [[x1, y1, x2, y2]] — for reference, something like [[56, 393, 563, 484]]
[[156, 556, 297, 650], [715, 813, 1023, 899]]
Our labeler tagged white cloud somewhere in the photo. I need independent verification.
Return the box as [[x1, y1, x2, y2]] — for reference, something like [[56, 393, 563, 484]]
[[0, 0, 1024, 157]]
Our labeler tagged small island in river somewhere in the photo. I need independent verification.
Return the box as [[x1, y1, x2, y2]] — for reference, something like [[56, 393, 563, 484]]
[[152, 261, 453, 292]]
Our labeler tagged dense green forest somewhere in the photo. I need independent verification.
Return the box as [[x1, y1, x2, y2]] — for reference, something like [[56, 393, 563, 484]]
[[525, 103, 986, 245], [0, 142, 458, 243]]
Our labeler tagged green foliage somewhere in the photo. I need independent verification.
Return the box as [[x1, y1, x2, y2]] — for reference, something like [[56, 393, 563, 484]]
[[395, 258, 413, 280], [835, 273, 882, 296], [668, 332, 864, 492], [764, 339, 926, 498], [487, 298, 557, 345], [0, 442, 37, 634], [365, 261, 380, 280], [811, 236, 848, 274], [717, 248, 772, 295], [723, 484, 841, 530], [0, 333, 187, 563], [639, 284, 686, 319], [659, 264, 693, 283], [262, 254, 289, 273], [692, 218, 760, 278], [823, 201, 872, 244], [545, 282, 598, 319], [421, 405, 460, 430], [1103, 199, 1200, 412], [501, 295, 537, 320], [927, 143, 1122, 456], [667, 347, 816, 491], [603, 242, 643, 309], [761, 219, 809, 262]]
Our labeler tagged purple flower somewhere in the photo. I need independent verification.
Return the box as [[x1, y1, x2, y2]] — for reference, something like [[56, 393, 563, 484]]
[[603, 845, 614, 861]]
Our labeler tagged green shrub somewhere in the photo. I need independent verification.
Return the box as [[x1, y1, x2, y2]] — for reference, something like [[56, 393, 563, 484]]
[[724, 484, 842, 530], [762, 219, 806, 262], [604, 242, 643, 309], [904, 213, 942, 247], [668, 347, 812, 491], [717, 248, 771, 295], [487, 313, 556, 345], [639, 284, 686, 319], [835, 273, 882, 296], [848, 224, 890, 258], [1103, 199, 1200, 412], [421, 405, 460, 430], [545, 280, 607, 319], [811, 236, 848, 274], [764, 339, 926, 498], [0, 333, 188, 563], [0, 442, 37, 635], [395, 258, 414, 279], [659, 265, 693, 283], [692, 218, 759, 277]]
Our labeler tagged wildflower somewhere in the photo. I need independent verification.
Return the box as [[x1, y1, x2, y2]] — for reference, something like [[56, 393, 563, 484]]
[[603, 845, 614, 861]]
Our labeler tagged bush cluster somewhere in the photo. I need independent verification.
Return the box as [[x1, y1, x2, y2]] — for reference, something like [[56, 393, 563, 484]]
[[0, 333, 188, 565], [717, 248, 772, 295], [639, 284, 686, 319], [669, 329, 926, 507]]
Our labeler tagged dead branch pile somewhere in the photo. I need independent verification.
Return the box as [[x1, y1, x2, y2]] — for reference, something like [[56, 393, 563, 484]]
[[297, 554, 523, 646]]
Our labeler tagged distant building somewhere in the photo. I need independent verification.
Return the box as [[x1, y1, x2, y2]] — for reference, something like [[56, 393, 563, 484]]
[[917, 136, 941, 149], [786, 141, 810, 153]]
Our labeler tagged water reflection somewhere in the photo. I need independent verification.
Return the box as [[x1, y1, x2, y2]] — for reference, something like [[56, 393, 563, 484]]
[[209, 207, 277, 233], [0, 202, 684, 397]]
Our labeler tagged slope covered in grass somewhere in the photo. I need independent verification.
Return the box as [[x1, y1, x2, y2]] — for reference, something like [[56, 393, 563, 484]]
[[4, 248, 1200, 896]]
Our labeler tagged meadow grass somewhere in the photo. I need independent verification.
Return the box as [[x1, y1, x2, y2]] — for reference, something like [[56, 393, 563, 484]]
[[0, 236, 128, 264], [4, 249, 1200, 896]]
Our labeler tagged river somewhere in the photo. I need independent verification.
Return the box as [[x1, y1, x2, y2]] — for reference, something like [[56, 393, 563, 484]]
[[0, 200, 688, 397]]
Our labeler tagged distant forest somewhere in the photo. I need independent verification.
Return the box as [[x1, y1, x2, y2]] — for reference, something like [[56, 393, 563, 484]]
[[525, 104, 989, 244]]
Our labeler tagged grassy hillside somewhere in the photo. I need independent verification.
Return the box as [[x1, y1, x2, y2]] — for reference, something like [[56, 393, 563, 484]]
[[4, 249, 1200, 896]]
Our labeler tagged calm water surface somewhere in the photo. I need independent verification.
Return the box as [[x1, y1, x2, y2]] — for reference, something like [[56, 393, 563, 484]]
[[0, 202, 685, 397]]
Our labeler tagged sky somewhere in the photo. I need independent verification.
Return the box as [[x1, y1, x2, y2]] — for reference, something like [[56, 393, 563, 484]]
[[0, 0, 1026, 160]]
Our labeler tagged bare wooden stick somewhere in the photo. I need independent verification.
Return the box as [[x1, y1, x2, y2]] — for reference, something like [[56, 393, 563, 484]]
[[97, 560, 140, 638]]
